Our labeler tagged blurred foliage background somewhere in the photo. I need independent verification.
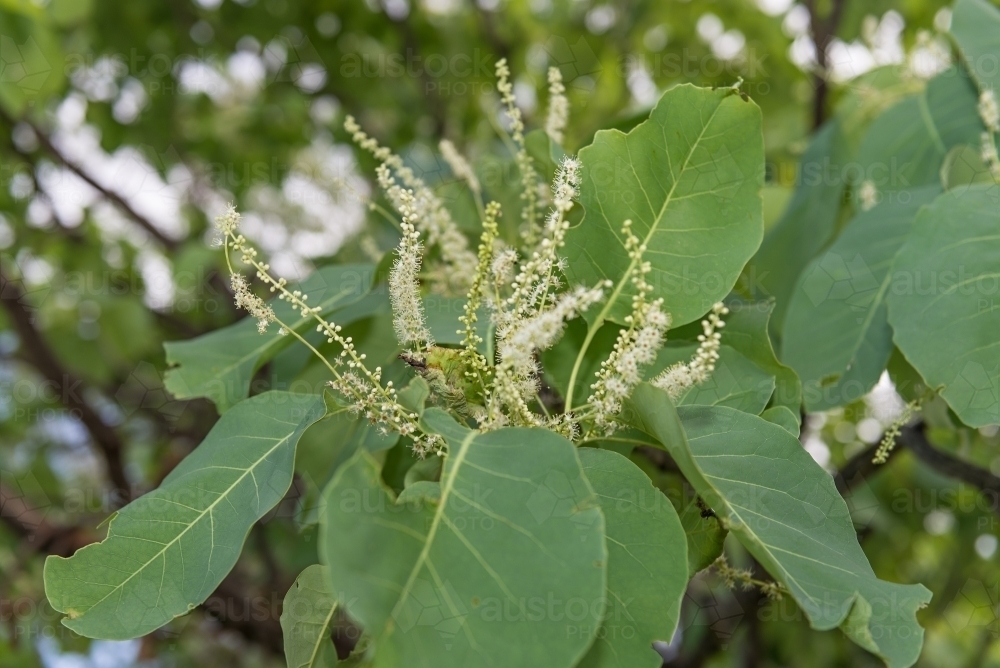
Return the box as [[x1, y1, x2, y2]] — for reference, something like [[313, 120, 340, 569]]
[[4, 0, 999, 666]]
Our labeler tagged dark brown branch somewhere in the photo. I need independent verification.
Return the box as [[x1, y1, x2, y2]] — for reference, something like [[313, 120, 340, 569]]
[[900, 422, 1000, 497], [805, 0, 847, 128], [0, 107, 179, 249], [0, 261, 132, 501], [836, 421, 1000, 516]]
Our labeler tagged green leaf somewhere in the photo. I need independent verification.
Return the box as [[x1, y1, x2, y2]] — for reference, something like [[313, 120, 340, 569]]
[[0, 10, 64, 114], [656, 344, 774, 414], [952, 0, 1000, 92], [422, 296, 487, 348], [623, 385, 932, 668], [852, 67, 980, 194], [887, 185, 1000, 427], [43, 392, 327, 639], [722, 300, 801, 412], [164, 264, 380, 413], [677, 493, 726, 577], [576, 448, 687, 668], [294, 394, 400, 528], [319, 410, 606, 668], [760, 405, 800, 436], [942, 144, 998, 190], [565, 84, 764, 329], [742, 120, 850, 332], [782, 184, 941, 412], [281, 564, 339, 668]]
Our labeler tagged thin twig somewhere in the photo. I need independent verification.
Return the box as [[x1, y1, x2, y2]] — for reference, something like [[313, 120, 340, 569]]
[[0, 261, 131, 500], [0, 107, 179, 249]]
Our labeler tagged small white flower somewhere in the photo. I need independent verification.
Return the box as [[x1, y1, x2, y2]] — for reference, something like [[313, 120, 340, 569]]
[[215, 203, 241, 236], [859, 180, 878, 211], [389, 192, 433, 348]]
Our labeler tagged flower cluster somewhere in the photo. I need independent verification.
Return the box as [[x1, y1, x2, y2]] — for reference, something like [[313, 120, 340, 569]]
[[652, 302, 729, 399], [346, 116, 477, 294], [231, 273, 275, 334], [588, 220, 671, 434], [713, 555, 783, 601], [215, 205, 431, 452], [496, 157, 580, 332], [545, 67, 569, 145], [873, 398, 920, 464], [496, 58, 543, 244], [389, 190, 433, 348], [489, 284, 606, 428], [481, 156, 610, 428], [980, 89, 1000, 133], [459, 201, 501, 384], [440, 139, 481, 196]]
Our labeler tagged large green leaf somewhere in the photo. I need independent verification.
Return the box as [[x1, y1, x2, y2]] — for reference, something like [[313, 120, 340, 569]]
[[743, 120, 850, 333], [43, 391, 327, 639], [281, 564, 339, 668], [319, 410, 606, 668], [576, 448, 687, 668], [564, 84, 764, 329], [164, 264, 381, 413], [851, 67, 980, 195], [782, 184, 942, 412], [887, 185, 1000, 427], [952, 0, 1000, 93], [623, 385, 931, 668]]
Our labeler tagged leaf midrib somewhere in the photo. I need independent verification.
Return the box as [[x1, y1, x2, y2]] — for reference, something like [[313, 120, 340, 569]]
[[305, 600, 338, 668], [384, 429, 477, 635], [602, 99, 726, 326], [69, 428, 299, 618]]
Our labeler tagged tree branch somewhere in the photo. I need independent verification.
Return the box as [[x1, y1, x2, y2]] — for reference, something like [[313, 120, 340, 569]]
[[0, 261, 132, 501], [899, 422, 1000, 497], [834, 441, 886, 495], [0, 108, 179, 249], [805, 0, 847, 128]]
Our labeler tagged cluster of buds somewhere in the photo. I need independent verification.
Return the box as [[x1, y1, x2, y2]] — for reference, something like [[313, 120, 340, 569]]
[[388, 190, 433, 348], [347, 116, 476, 295], [545, 67, 569, 145], [653, 302, 729, 400], [979, 89, 1000, 133], [496, 58, 542, 244]]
